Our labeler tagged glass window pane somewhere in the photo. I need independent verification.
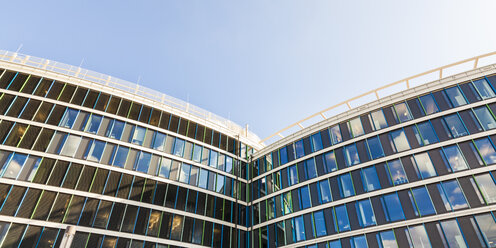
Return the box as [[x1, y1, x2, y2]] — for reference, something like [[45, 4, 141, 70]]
[[295, 140, 305, 158], [324, 151, 338, 173], [344, 144, 360, 166], [197, 168, 208, 189], [474, 138, 496, 165], [152, 132, 166, 151], [225, 156, 233, 174], [288, 165, 298, 186], [339, 173, 355, 197], [349, 117, 364, 137], [474, 214, 496, 246], [330, 125, 342, 144], [443, 114, 468, 138], [419, 94, 439, 115], [382, 193, 405, 222], [311, 133, 323, 152], [192, 144, 202, 163], [135, 152, 151, 173], [413, 153, 437, 179], [279, 147, 288, 165], [174, 138, 185, 157], [216, 174, 224, 193], [387, 159, 408, 185], [440, 219, 468, 248], [474, 173, 496, 204], [293, 216, 305, 241], [443, 145, 469, 172], [408, 225, 431, 248], [60, 108, 79, 128], [379, 230, 398, 248], [389, 129, 410, 152], [319, 179, 332, 203], [84, 140, 106, 162], [351, 235, 368, 248], [441, 180, 468, 210], [130, 126, 146, 146], [158, 157, 171, 178], [410, 187, 436, 216], [209, 150, 218, 168], [300, 186, 311, 209], [473, 107, 496, 130], [313, 211, 327, 237], [473, 79, 496, 99], [112, 146, 129, 168], [2, 153, 27, 179], [60, 135, 81, 157], [107, 120, 125, 140], [356, 199, 375, 227], [305, 158, 317, 179], [179, 163, 191, 184], [370, 109, 388, 130], [335, 205, 350, 232], [367, 136, 384, 159], [361, 166, 381, 192], [85, 114, 102, 134], [394, 102, 413, 122], [445, 86, 467, 107], [417, 122, 438, 145]]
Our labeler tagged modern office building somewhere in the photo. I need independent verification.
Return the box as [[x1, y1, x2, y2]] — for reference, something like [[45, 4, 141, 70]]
[[0, 50, 494, 248]]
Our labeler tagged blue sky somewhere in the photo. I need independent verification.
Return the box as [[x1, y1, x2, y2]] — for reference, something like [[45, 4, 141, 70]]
[[2, 1, 496, 141]]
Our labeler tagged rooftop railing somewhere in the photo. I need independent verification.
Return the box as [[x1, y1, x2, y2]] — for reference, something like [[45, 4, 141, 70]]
[[0, 50, 262, 147], [261, 51, 496, 145]]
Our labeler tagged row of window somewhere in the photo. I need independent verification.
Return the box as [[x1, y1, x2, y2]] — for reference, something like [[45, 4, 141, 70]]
[[254, 169, 496, 228], [253, 105, 496, 199], [0, 184, 246, 247], [0, 150, 250, 225], [0, 121, 249, 200], [0, 69, 254, 158], [0, 91, 250, 179], [288, 213, 496, 248], [255, 75, 496, 175]]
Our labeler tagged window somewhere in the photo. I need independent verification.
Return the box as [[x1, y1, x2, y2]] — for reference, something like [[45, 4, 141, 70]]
[[216, 175, 224, 193], [350, 235, 368, 248], [330, 125, 342, 144], [174, 138, 185, 157], [334, 205, 350, 232], [300, 186, 312, 209], [319, 179, 332, 203], [198, 169, 208, 189], [409, 186, 436, 216], [389, 129, 410, 152], [60, 134, 81, 157], [381, 193, 405, 222], [288, 165, 298, 186], [386, 159, 408, 185], [416, 121, 438, 145], [378, 230, 398, 248], [84, 140, 105, 162], [361, 166, 381, 192], [305, 158, 317, 179], [348, 117, 364, 137], [130, 126, 146, 146], [1, 153, 27, 179], [445, 86, 467, 107], [474, 213, 496, 247], [313, 211, 327, 237], [366, 136, 384, 159], [473, 106, 496, 130], [135, 152, 151, 173], [311, 133, 323, 152], [280, 147, 288, 165], [225, 156, 233, 174], [339, 173, 355, 197], [356, 199, 376, 227], [443, 114, 468, 138], [106, 120, 125, 140], [413, 153, 437, 179], [440, 219, 468, 248], [440, 180, 468, 210], [472, 78, 496, 99], [152, 132, 166, 151], [295, 140, 305, 158], [60, 108, 79, 128], [324, 151, 338, 173], [474, 138, 496, 165], [158, 157, 171, 178], [192, 144, 202, 163], [407, 225, 431, 248], [474, 173, 496, 203], [344, 144, 360, 166], [370, 109, 388, 130], [293, 216, 305, 241], [443, 145, 469, 172], [394, 102, 413, 122], [85, 114, 102, 134], [283, 192, 293, 215], [419, 94, 439, 115], [112, 146, 129, 168]]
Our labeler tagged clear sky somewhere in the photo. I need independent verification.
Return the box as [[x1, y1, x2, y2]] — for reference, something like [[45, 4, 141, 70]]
[[2, 1, 496, 141]]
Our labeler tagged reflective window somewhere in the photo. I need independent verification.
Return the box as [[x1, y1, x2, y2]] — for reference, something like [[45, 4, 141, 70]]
[[330, 125, 342, 144], [313, 210, 327, 237], [472, 78, 496, 99], [474, 138, 496, 165], [158, 157, 171, 178], [283, 192, 293, 215], [443, 114, 468, 138], [225, 156, 233, 174], [279, 147, 288, 165], [173, 138, 185, 157], [474, 173, 496, 204], [389, 129, 410, 152], [349, 117, 364, 137], [394, 102, 413, 122], [216, 175, 224, 193], [409, 186, 436, 216], [440, 180, 468, 210], [295, 140, 305, 159], [440, 219, 468, 248], [381, 193, 405, 222], [350, 235, 368, 248], [339, 173, 355, 197], [198, 169, 208, 189], [443, 145, 469, 172], [85, 114, 102, 134], [106, 120, 125, 140], [413, 153, 437, 179], [361, 166, 381, 192], [293, 216, 305, 242], [2, 153, 27, 179], [130, 126, 146, 146], [319, 179, 332, 203], [419, 94, 439, 115], [335, 205, 350, 232], [344, 144, 360, 167], [370, 109, 388, 130], [288, 165, 298, 186], [60, 108, 79, 128], [378, 230, 398, 248], [305, 158, 317, 179], [416, 121, 438, 145], [152, 132, 166, 151], [112, 146, 129, 168], [135, 152, 151, 173], [84, 140, 105, 162], [192, 144, 202, 163], [445, 86, 467, 107], [474, 213, 496, 247], [366, 136, 384, 160], [473, 106, 496, 130], [60, 135, 81, 157], [324, 151, 338, 173], [329, 240, 342, 248], [407, 225, 431, 248], [311, 133, 323, 152], [387, 159, 408, 185], [300, 186, 312, 209], [356, 199, 376, 227]]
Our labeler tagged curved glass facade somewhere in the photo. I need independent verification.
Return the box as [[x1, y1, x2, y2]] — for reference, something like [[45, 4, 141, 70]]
[[0, 52, 495, 248]]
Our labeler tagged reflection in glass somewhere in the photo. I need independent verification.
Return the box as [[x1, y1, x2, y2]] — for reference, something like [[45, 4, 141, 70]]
[[348, 117, 364, 137], [416, 122, 438, 145], [60, 135, 81, 157], [173, 139, 185, 157], [474, 173, 496, 203], [394, 102, 413, 122], [474, 138, 496, 165], [288, 165, 298, 186], [382, 193, 405, 222], [356, 199, 375, 227], [419, 94, 439, 115], [445, 86, 467, 107], [305, 158, 317, 179], [85, 114, 102, 134], [473, 107, 496, 130], [198, 168, 208, 189], [351, 235, 368, 248], [192, 144, 202, 163], [440, 219, 467, 248], [319, 180, 332, 203], [293, 216, 305, 241], [335, 205, 350, 232], [472, 79, 496, 99], [387, 159, 408, 185], [2, 153, 27, 179], [60, 108, 79, 128], [107, 120, 125, 140], [112, 146, 129, 168], [324, 151, 338, 173], [474, 214, 496, 247], [344, 144, 360, 166], [378, 230, 398, 248], [209, 150, 218, 168], [413, 153, 437, 179], [339, 173, 355, 197], [178, 163, 191, 184], [130, 126, 146, 146], [313, 210, 327, 237], [152, 132, 166, 151], [408, 225, 431, 248], [300, 186, 311, 209], [158, 157, 171, 178], [443, 145, 469, 172], [389, 129, 410, 152], [443, 114, 468, 138], [311, 133, 323, 152], [441, 180, 468, 210], [361, 166, 381, 192], [410, 187, 436, 216], [370, 109, 388, 130], [330, 125, 342, 145], [295, 140, 305, 158], [85, 140, 105, 162], [366, 136, 384, 160]]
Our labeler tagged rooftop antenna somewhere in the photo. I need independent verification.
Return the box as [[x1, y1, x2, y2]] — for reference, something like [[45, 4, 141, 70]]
[[15, 44, 23, 53], [78, 58, 85, 68]]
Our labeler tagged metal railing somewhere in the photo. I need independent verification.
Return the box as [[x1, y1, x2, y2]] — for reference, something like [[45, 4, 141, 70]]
[[0, 50, 262, 146], [260, 51, 496, 144]]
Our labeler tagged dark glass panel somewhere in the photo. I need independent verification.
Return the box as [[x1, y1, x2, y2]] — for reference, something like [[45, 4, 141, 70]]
[[19, 99, 41, 120], [129, 176, 145, 201], [196, 124, 205, 142], [63, 195, 85, 224], [32, 158, 55, 184], [48, 193, 71, 223], [141, 179, 155, 204], [89, 168, 109, 194], [16, 188, 41, 218], [83, 90, 99, 108], [57, 84, 76, 102], [107, 202, 125, 231], [4, 123, 28, 147], [46, 81, 64, 99], [117, 99, 131, 117], [212, 131, 221, 148], [159, 112, 171, 130], [33, 79, 52, 97], [196, 192, 206, 216], [105, 96, 120, 114], [76, 166, 96, 192], [204, 127, 213, 145], [433, 90, 452, 111], [121, 205, 139, 233], [32, 191, 57, 220], [460, 82, 482, 103], [153, 182, 167, 206], [169, 115, 180, 133], [47, 160, 69, 187], [0, 70, 17, 88], [6, 96, 28, 117], [94, 93, 110, 111], [0, 186, 26, 216], [165, 184, 177, 208], [117, 174, 133, 199], [36, 227, 60, 248], [70, 87, 88, 105], [46, 105, 66, 125], [203, 221, 213, 247], [79, 198, 99, 226], [32, 128, 54, 152], [0, 94, 15, 115], [103, 171, 121, 197], [178, 118, 188, 136], [133, 207, 150, 235], [159, 212, 172, 239], [33, 102, 53, 123], [2, 223, 26, 248], [7, 73, 28, 92]]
